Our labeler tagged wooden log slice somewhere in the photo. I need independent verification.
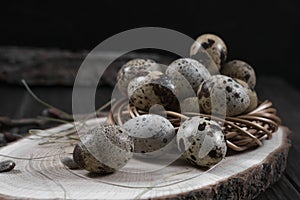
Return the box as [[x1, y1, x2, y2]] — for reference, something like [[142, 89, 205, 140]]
[[0, 118, 291, 200]]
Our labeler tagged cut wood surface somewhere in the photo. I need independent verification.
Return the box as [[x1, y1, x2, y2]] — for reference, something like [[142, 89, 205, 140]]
[[0, 117, 291, 200]]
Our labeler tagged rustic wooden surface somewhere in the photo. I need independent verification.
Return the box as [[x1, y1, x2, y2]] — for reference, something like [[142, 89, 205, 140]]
[[0, 47, 300, 200], [0, 76, 299, 199], [0, 46, 174, 86], [0, 117, 290, 199]]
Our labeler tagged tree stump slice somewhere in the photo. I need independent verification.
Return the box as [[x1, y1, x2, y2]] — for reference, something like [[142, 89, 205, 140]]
[[0, 118, 291, 200]]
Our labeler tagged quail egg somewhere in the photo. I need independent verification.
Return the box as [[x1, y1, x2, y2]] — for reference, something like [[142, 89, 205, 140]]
[[197, 75, 250, 116], [235, 79, 258, 113], [122, 114, 175, 154], [181, 97, 201, 113], [127, 71, 180, 111], [190, 45, 220, 75], [177, 116, 227, 167], [117, 59, 162, 96], [73, 125, 134, 173], [0, 160, 16, 172], [190, 34, 227, 70], [61, 157, 80, 170], [221, 60, 256, 89], [166, 58, 211, 93]]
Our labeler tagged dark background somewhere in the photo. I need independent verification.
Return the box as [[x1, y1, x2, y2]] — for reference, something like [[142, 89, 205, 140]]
[[0, 0, 300, 88], [0, 2, 300, 199]]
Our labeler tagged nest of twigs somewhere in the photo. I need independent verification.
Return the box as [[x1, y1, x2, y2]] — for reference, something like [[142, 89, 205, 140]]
[[108, 99, 281, 152]]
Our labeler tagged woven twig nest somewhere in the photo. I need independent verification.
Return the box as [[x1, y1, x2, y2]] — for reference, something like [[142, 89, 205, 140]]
[[108, 99, 281, 152]]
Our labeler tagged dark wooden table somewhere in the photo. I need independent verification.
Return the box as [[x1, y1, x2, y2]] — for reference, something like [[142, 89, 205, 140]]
[[0, 76, 299, 199]]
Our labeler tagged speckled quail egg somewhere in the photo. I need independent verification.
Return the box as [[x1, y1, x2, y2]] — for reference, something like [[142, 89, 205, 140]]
[[190, 44, 220, 75], [197, 75, 250, 116], [117, 59, 162, 96], [190, 34, 227, 70], [127, 71, 180, 111], [166, 58, 211, 93], [177, 116, 227, 167], [73, 125, 134, 173], [122, 114, 175, 154], [181, 97, 201, 113], [221, 60, 256, 89], [235, 79, 258, 113]]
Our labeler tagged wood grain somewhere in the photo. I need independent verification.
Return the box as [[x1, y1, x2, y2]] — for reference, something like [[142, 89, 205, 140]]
[[0, 46, 173, 86], [256, 77, 300, 196], [0, 117, 290, 200]]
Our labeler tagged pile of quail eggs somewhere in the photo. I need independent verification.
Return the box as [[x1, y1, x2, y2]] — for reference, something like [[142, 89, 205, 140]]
[[73, 33, 259, 173]]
